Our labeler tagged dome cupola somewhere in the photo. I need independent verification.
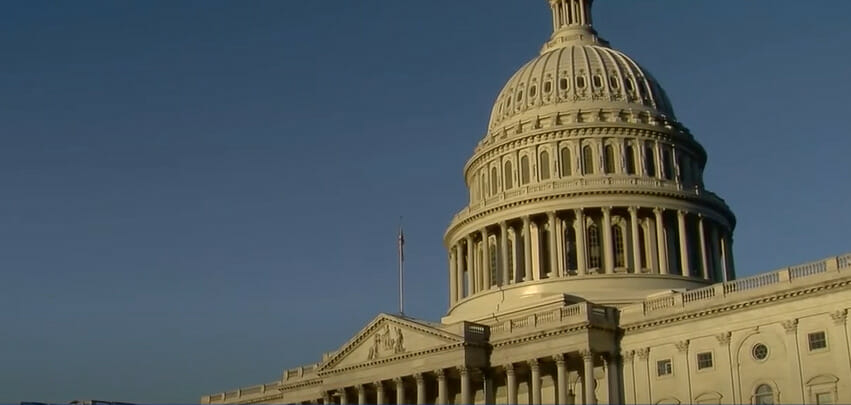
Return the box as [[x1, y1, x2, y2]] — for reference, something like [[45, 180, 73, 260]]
[[443, 0, 736, 323]]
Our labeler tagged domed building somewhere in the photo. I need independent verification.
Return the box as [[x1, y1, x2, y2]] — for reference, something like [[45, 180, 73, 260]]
[[204, 1, 851, 404]]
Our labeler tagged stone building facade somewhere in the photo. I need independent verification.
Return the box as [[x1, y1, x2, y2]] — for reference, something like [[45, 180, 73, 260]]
[[202, 1, 851, 404]]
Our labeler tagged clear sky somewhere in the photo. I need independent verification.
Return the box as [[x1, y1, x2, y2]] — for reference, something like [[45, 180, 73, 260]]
[[2, 1, 850, 402]]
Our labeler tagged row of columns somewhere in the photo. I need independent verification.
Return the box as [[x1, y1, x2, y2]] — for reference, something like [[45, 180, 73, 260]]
[[448, 207, 735, 304], [314, 351, 612, 405]]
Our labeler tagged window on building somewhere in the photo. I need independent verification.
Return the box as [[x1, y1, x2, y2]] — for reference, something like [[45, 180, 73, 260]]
[[560, 148, 572, 177], [521, 156, 531, 185], [613, 224, 625, 267], [560, 77, 569, 91], [752, 343, 769, 360], [604, 144, 615, 174], [480, 172, 487, 197], [809, 331, 827, 351], [625, 144, 637, 175], [754, 384, 774, 405], [816, 392, 834, 405], [637, 224, 647, 270], [540, 151, 550, 180], [491, 167, 499, 195], [490, 242, 498, 286], [697, 352, 713, 370], [662, 148, 674, 180], [564, 225, 577, 271], [588, 224, 601, 269], [656, 359, 672, 376], [504, 161, 514, 190], [583, 145, 595, 175], [645, 144, 656, 177]]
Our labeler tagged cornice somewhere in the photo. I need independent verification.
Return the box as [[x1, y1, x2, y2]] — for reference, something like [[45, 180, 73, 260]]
[[445, 187, 733, 244]]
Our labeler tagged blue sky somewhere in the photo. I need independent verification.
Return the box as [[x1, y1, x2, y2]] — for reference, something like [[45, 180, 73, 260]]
[[2, 1, 850, 402]]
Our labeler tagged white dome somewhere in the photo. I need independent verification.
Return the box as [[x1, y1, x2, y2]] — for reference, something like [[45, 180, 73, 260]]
[[488, 44, 676, 132]]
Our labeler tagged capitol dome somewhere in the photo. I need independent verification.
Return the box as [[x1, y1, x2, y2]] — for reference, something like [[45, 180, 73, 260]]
[[487, 44, 676, 132], [442, 0, 736, 323]]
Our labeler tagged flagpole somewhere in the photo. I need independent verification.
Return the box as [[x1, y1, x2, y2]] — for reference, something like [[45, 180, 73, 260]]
[[398, 218, 405, 316]]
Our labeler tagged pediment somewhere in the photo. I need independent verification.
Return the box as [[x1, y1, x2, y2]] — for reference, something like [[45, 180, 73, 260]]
[[318, 313, 463, 372]]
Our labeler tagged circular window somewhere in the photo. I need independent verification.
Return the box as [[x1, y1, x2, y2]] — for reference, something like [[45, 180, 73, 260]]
[[752, 343, 769, 360]]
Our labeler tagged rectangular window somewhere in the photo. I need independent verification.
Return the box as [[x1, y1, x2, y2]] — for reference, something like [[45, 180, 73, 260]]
[[808, 331, 828, 351], [697, 352, 713, 370], [656, 359, 673, 376], [816, 392, 833, 405]]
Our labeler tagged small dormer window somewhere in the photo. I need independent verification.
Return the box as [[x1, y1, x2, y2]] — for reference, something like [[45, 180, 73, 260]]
[[576, 76, 586, 89], [610, 76, 620, 89], [559, 78, 569, 91], [625, 79, 635, 92], [592, 75, 603, 88], [529, 85, 537, 98], [544, 81, 552, 93]]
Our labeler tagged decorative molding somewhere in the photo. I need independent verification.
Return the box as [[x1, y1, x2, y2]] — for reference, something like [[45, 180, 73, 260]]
[[414, 373, 424, 384], [675, 339, 690, 353], [831, 309, 848, 325], [553, 353, 566, 364], [505, 363, 515, 374], [782, 319, 799, 334], [528, 358, 540, 371], [636, 348, 650, 360], [434, 368, 446, 378], [715, 332, 732, 346], [580, 349, 594, 362], [622, 350, 635, 363]]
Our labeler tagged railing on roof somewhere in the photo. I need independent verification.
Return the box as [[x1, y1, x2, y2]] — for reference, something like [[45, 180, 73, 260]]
[[641, 253, 851, 315]]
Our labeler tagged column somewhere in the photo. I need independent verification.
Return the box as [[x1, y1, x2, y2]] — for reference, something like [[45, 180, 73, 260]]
[[338, 389, 348, 405], [654, 208, 668, 274], [574, 209, 587, 275], [720, 232, 730, 282], [544, 212, 557, 278], [709, 225, 723, 281], [322, 392, 331, 405], [465, 235, 476, 294], [601, 207, 614, 274], [481, 229, 491, 289], [455, 244, 465, 300], [677, 210, 690, 276], [415, 373, 426, 405], [523, 216, 533, 282], [394, 377, 405, 405], [582, 350, 597, 405], [529, 359, 542, 405], [554, 354, 568, 405], [629, 207, 641, 273], [605, 354, 620, 405], [482, 368, 494, 404], [782, 319, 806, 403], [698, 215, 710, 280], [449, 249, 457, 305], [500, 221, 510, 285], [357, 385, 367, 405], [460, 366, 471, 404], [436, 369, 447, 405], [374, 382, 385, 405], [506, 363, 518, 405]]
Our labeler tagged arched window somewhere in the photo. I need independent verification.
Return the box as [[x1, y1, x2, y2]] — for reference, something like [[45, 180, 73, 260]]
[[504, 161, 514, 190], [480, 172, 487, 197], [625, 144, 637, 175], [662, 148, 674, 180], [638, 223, 647, 270], [754, 384, 774, 405], [604, 144, 616, 174], [645, 143, 656, 177], [520, 156, 531, 185], [588, 223, 601, 269], [582, 145, 595, 175], [491, 167, 499, 194], [564, 223, 577, 272], [678, 154, 688, 184], [539, 151, 550, 180], [613, 224, 625, 268], [560, 148, 572, 176]]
